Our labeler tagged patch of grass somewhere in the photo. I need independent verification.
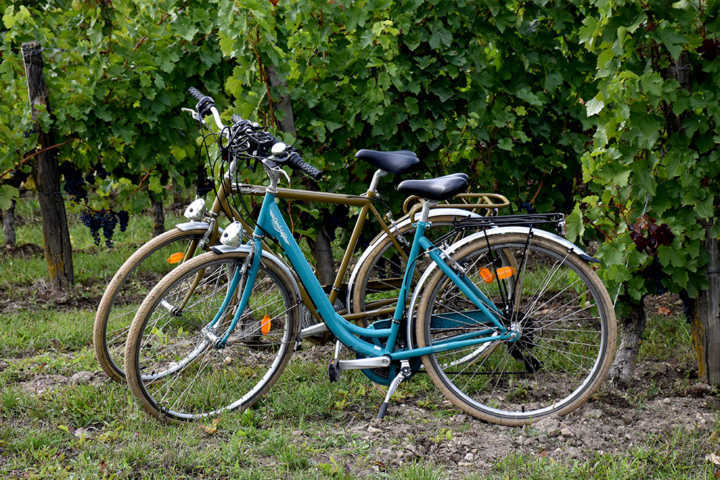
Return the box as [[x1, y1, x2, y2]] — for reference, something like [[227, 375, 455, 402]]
[[493, 427, 714, 480], [264, 431, 311, 471], [264, 361, 355, 420], [39, 383, 130, 427], [3, 424, 67, 455], [0, 387, 42, 419], [388, 461, 450, 480], [0, 308, 93, 356], [0, 349, 96, 385], [0, 255, 49, 289], [639, 312, 693, 363]]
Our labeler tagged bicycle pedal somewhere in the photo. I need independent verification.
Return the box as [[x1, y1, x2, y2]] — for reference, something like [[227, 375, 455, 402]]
[[328, 360, 340, 383]]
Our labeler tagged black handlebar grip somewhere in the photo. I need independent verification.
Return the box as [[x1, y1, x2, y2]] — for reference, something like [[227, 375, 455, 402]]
[[286, 152, 323, 180], [188, 87, 205, 101], [187, 87, 215, 117]]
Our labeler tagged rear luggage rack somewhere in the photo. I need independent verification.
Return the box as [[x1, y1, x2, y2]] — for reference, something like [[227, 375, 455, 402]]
[[453, 213, 566, 232]]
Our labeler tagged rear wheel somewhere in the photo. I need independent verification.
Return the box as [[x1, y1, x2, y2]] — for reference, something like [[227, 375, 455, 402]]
[[124, 251, 299, 421], [416, 233, 616, 425], [93, 228, 207, 382]]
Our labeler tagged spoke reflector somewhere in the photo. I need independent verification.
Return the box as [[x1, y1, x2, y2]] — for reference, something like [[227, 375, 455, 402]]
[[261, 314, 271, 335], [167, 252, 185, 264], [479, 268, 495, 283], [496, 266, 515, 280]]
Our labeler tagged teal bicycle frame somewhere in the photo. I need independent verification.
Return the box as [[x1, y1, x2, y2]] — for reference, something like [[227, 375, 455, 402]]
[[213, 188, 517, 361]]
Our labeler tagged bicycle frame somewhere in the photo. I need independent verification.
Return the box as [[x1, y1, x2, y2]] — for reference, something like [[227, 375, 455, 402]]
[[183, 100, 509, 325], [213, 187, 518, 361], [193, 171, 509, 325]]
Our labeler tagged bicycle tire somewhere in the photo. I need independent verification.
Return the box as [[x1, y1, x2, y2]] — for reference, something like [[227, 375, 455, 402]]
[[124, 250, 299, 421], [415, 233, 616, 425], [93, 228, 207, 382]]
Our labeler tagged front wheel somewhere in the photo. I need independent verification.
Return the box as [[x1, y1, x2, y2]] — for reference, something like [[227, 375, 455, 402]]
[[416, 233, 616, 425], [124, 251, 299, 421]]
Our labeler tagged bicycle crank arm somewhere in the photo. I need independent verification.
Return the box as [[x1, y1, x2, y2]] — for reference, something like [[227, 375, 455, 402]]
[[337, 355, 390, 371]]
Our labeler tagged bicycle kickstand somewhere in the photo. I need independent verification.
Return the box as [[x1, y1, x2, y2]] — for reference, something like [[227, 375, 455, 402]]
[[377, 360, 412, 420], [328, 340, 342, 382]]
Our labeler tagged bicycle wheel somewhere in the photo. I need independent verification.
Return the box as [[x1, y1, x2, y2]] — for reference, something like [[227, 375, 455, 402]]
[[124, 251, 299, 421], [94, 228, 207, 382], [415, 233, 616, 425]]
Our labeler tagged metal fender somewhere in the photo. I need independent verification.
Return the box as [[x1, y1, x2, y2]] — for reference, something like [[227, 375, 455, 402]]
[[175, 221, 210, 232], [211, 244, 302, 303], [405, 226, 599, 348], [345, 208, 483, 310]]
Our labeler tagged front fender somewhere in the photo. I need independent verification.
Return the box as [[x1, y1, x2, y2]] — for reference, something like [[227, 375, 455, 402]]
[[175, 221, 210, 232]]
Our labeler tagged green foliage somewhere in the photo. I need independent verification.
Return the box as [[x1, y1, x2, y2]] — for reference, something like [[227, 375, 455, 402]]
[[0, 0, 230, 211], [577, 0, 720, 301], [218, 0, 596, 213], [3, 0, 717, 306]]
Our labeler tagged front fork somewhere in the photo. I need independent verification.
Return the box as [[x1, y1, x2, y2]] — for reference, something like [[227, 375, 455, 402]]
[[202, 237, 262, 348]]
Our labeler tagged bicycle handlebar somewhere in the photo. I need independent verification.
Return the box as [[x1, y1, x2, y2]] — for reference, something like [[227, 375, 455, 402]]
[[187, 87, 215, 118], [189, 87, 322, 180]]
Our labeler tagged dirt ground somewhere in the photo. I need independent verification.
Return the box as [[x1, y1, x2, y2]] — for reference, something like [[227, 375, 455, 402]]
[[288, 326, 718, 476], [5, 286, 719, 477]]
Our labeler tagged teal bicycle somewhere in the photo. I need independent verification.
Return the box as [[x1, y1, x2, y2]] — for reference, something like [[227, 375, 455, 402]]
[[124, 137, 616, 426]]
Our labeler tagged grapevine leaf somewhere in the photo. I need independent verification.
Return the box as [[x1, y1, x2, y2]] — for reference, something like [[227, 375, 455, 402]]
[[0, 185, 18, 210], [656, 29, 686, 60], [497, 137, 513, 151], [565, 203, 584, 242], [586, 97, 604, 117]]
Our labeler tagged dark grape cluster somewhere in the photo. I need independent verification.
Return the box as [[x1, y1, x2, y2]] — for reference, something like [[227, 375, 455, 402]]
[[117, 210, 129, 232], [60, 162, 87, 202], [60, 162, 113, 203], [79, 210, 130, 248], [628, 214, 674, 255], [101, 212, 118, 247], [80, 211, 102, 246]]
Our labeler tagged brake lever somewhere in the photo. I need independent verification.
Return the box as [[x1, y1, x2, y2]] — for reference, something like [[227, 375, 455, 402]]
[[261, 158, 291, 190], [181, 107, 205, 125], [273, 165, 291, 187]]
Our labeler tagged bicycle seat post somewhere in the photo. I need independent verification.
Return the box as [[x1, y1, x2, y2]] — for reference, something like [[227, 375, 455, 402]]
[[367, 169, 387, 197], [417, 199, 437, 224]]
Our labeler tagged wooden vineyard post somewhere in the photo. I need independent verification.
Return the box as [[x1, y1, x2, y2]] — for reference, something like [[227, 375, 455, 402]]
[[21, 41, 74, 291], [2, 200, 17, 246], [690, 221, 720, 385]]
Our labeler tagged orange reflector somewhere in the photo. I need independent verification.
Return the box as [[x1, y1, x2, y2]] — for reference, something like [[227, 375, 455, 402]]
[[261, 314, 271, 335], [496, 266, 515, 280], [167, 252, 185, 264], [479, 268, 495, 283]]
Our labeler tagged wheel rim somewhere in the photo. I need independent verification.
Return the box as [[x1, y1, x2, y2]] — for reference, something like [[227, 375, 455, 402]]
[[98, 231, 204, 380]]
